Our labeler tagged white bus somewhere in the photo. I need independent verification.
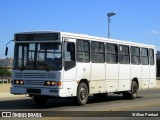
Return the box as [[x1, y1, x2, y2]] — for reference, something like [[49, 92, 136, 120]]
[[7, 31, 156, 105]]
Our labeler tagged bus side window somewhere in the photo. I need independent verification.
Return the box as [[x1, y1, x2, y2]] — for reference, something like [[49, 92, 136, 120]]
[[65, 42, 75, 61], [64, 42, 76, 71], [149, 49, 154, 65], [141, 48, 149, 65]]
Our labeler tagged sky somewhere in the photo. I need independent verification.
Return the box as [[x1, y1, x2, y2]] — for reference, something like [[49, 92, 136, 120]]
[[0, 0, 160, 58]]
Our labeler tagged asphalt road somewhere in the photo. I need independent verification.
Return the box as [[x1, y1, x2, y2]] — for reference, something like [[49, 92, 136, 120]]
[[0, 88, 160, 120]]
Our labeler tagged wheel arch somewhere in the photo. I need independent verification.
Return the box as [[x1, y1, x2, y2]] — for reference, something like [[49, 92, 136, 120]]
[[78, 79, 90, 94]]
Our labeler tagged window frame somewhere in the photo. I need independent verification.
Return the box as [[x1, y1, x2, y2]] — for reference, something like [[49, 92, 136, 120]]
[[91, 41, 105, 63], [76, 39, 90, 63], [131, 46, 141, 65], [149, 49, 154, 65], [119, 45, 130, 64], [141, 48, 149, 65], [106, 43, 118, 64]]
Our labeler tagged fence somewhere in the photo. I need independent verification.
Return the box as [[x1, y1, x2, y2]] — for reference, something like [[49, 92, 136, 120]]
[[0, 77, 11, 84]]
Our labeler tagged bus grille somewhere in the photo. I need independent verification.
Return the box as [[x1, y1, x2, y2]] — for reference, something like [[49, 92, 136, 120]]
[[25, 80, 44, 86], [14, 72, 56, 79]]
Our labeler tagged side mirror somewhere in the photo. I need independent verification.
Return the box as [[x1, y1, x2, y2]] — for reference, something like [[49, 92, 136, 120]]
[[5, 40, 14, 56], [5, 47, 8, 56]]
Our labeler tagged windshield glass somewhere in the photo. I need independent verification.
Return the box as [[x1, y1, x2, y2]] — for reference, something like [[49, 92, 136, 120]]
[[14, 42, 62, 70]]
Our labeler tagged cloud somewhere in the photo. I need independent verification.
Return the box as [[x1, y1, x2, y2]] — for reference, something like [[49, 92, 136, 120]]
[[147, 30, 160, 35], [152, 30, 160, 35]]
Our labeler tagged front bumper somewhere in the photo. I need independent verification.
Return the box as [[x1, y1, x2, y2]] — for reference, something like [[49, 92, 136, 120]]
[[10, 86, 59, 97]]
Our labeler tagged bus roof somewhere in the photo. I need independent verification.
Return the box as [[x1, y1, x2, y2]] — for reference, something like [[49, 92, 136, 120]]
[[62, 32, 155, 49], [15, 30, 155, 49]]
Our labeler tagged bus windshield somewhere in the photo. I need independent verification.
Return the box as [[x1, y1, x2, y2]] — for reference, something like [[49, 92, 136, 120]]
[[14, 42, 62, 70]]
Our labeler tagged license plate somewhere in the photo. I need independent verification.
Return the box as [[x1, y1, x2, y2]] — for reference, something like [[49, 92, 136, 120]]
[[27, 89, 41, 94]]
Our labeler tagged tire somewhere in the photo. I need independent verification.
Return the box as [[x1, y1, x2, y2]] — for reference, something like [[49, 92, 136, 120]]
[[32, 95, 48, 105], [76, 82, 88, 105], [123, 81, 138, 99], [93, 93, 108, 99], [123, 92, 131, 99], [130, 81, 138, 99]]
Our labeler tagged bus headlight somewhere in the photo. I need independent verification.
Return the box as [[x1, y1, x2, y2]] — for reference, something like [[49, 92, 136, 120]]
[[14, 80, 24, 85], [20, 80, 24, 85], [16, 80, 19, 84], [51, 81, 56, 86], [44, 81, 56, 86], [47, 81, 51, 85]]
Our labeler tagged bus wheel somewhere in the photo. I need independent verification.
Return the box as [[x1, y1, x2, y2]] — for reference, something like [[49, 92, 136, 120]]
[[123, 81, 138, 99], [130, 81, 138, 99], [76, 82, 88, 105], [32, 95, 48, 105]]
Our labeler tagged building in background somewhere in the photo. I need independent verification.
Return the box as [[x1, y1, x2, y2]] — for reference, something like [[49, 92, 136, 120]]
[[0, 58, 13, 68], [0, 58, 13, 82]]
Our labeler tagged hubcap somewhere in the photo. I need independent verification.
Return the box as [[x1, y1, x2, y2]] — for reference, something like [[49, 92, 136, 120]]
[[80, 88, 87, 101]]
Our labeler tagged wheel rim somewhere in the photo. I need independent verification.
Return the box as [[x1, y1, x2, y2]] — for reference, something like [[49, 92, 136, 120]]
[[80, 87, 87, 101]]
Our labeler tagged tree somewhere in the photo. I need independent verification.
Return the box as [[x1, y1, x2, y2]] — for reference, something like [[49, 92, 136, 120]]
[[0, 66, 11, 77]]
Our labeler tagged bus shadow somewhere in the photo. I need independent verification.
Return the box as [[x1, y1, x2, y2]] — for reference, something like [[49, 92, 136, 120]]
[[87, 95, 143, 104], [0, 95, 143, 110]]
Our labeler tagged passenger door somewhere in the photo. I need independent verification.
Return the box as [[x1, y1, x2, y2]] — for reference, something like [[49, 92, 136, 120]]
[[63, 38, 76, 81]]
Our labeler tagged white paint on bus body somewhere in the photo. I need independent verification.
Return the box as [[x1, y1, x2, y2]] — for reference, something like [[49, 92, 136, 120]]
[[10, 31, 156, 98]]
